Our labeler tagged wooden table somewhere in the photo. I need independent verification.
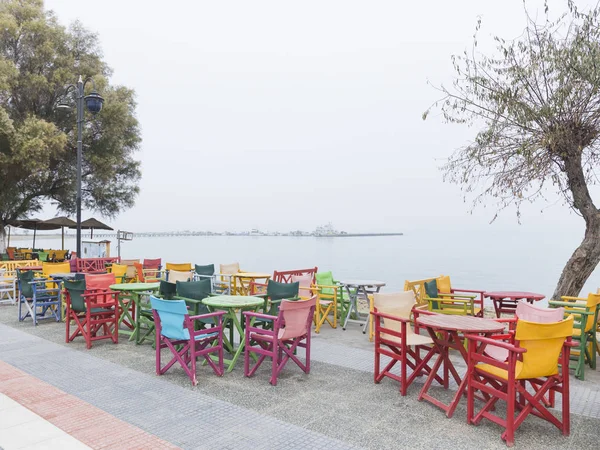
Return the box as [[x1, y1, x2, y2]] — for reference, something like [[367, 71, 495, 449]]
[[339, 280, 386, 332], [416, 314, 504, 418], [484, 291, 545, 318], [202, 295, 264, 372], [231, 272, 271, 296], [109, 282, 160, 342]]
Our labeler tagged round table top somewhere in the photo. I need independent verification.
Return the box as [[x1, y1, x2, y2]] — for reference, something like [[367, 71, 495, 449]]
[[233, 272, 271, 278], [417, 314, 504, 333], [484, 291, 545, 301], [202, 295, 264, 308], [339, 280, 386, 287], [109, 282, 160, 292]]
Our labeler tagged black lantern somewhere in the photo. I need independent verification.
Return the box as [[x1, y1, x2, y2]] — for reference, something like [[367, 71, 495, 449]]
[[84, 91, 104, 114]]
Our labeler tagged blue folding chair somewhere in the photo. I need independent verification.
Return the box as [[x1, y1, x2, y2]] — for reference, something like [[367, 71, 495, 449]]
[[150, 295, 226, 385], [17, 270, 61, 325]]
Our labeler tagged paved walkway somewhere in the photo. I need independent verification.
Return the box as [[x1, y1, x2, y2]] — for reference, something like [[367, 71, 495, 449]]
[[0, 305, 599, 449], [0, 392, 90, 450]]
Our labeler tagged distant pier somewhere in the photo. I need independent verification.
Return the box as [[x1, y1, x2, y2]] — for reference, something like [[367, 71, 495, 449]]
[[14, 231, 404, 239]]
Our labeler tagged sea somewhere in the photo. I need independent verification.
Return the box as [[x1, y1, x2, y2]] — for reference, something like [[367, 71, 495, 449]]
[[21, 228, 600, 303]]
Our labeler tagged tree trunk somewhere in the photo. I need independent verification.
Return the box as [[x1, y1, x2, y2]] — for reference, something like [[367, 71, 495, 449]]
[[552, 146, 600, 299], [0, 223, 6, 254], [552, 212, 600, 299]]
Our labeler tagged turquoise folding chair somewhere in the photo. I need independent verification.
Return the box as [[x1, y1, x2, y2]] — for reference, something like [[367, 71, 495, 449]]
[[151, 296, 225, 385]]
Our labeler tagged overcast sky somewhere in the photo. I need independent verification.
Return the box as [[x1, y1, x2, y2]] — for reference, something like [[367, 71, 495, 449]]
[[41, 0, 598, 235]]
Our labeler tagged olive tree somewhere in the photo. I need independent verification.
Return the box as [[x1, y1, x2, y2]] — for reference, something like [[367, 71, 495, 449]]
[[425, 1, 600, 299]]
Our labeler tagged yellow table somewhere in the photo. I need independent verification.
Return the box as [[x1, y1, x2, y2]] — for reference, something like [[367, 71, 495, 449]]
[[231, 272, 271, 295]]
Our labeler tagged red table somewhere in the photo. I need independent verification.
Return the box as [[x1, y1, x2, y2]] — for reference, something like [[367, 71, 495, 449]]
[[484, 291, 545, 318], [416, 314, 504, 418]]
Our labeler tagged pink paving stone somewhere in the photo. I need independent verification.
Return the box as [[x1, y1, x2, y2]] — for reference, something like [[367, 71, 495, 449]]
[[0, 360, 180, 450]]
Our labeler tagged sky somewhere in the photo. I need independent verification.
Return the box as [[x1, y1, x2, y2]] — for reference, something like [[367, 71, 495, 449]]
[[39, 0, 598, 235]]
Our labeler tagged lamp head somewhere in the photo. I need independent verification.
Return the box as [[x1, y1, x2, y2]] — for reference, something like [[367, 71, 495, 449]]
[[84, 91, 104, 114]]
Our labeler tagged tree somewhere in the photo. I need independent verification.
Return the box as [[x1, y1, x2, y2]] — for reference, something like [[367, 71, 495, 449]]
[[424, 1, 600, 299], [0, 0, 141, 252]]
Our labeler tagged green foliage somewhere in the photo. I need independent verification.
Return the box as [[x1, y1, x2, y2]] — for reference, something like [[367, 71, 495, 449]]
[[0, 0, 141, 230], [425, 1, 600, 221]]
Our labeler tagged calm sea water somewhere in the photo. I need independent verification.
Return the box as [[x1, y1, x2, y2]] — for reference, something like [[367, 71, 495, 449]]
[[26, 228, 599, 302]]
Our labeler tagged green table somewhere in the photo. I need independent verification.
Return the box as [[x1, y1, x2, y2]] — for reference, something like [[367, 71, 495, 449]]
[[110, 282, 160, 342], [202, 295, 264, 372]]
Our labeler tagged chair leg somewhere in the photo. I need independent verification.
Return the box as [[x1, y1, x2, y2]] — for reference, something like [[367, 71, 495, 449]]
[[270, 341, 279, 386]]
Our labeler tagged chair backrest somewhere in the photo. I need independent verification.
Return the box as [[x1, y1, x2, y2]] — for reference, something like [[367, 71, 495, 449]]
[[584, 293, 600, 332], [166, 262, 192, 272], [514, 317, 574, 379], [516, 302, 564, 323], [436, 275, 451, 294], [273, 267, 318, 284], [220, 262, 240, 275], [150, 295, 190, 340], [17, 270, 35, 298], [64, 279, 87, 312], [195, 264, 215, 276], [42, 262, 71, 278], [315, 271, 336, 295], [404, 277, 439, 306], [291, 274, 312, 299], [159, 280, 177, 299], [120, 259, 139, 278], [267, 280, 299, 301], [374, 291, 417, 337], [278, 297, 317, 340], [76, 257, 119, 273], [168, 270, 192, 283], [109, 263, 128, 280], [143, 258, 161, 270], [85, 273, 116, 291], [176, 279, 211, 300], [133, 262, 145, 282]]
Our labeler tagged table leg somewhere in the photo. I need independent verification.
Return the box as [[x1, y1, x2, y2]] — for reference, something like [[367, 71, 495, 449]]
[[130, 292, 141, 342], [117, 294, 136, 336], [342, 286, 358, 330], [226, 308, 257, 372], [362, 286, 382, 334], [418, 329, 465, 418]]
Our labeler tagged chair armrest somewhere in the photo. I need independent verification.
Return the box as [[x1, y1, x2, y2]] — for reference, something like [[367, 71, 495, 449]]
[[438, 293, 477, 299], [371, 310, 411, 322], [425, 296, 473, 304], [190, 311, 225, 321], [561, 296, 587, 302], [243, 311, 276, 321], [453, 288, 485, 295], [464, 334, 527, 353], [548, 300, 588, 309]]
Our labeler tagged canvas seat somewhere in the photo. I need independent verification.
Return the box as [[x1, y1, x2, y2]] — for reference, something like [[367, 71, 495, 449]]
[[372, 291, 440, 396], [486, 302, 565, 362], [17, 270, 61, 325], [292, 274, 336, 333], [0, 268, 16, 305], [315, 271, 350, 323], [215, 262, 241, 294], [467, 317, 574, 447], [64, 279, 119, 349], [243, 297, 316, 386], [150, 296, 225, 386], [549, 293, 600, 380]]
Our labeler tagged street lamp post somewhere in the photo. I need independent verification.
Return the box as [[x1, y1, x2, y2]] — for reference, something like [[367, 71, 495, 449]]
[[57, 76, 104, 258]]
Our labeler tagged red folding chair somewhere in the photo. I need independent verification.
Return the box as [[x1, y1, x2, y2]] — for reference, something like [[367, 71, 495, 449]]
[[243, 297, 316, 385]]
